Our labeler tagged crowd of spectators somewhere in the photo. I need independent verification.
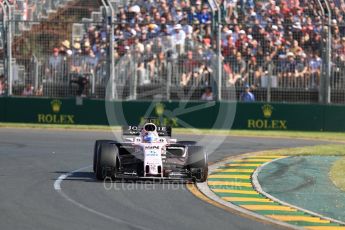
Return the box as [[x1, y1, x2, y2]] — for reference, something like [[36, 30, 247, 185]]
[[107, 0, 345, 91], [4, 0, 345, 99], [221, 0, 328, 90], [43, 24, 109, 96], [112, 0, 215, 88], [221, 0, 345, 90], [46, 26, 108, 78], [44, 0, 217, 95]]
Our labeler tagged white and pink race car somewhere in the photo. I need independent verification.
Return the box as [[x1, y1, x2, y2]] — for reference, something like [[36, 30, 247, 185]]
[[93, 119, 208, 182]]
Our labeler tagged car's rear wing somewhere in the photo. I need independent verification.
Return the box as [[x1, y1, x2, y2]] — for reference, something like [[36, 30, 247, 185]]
[[122, 125, 172, 137]]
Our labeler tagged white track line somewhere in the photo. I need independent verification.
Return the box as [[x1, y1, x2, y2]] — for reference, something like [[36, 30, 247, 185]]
[[54, 165, 91, 190], [53, 165, 150, 230]]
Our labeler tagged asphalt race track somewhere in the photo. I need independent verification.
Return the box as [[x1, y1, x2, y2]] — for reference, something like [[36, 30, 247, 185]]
[[0, 128, 332, 230]]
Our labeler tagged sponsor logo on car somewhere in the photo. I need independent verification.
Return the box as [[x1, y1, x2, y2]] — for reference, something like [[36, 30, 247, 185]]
[[145, 146, 159, 150], [146, 152, 159, 157]]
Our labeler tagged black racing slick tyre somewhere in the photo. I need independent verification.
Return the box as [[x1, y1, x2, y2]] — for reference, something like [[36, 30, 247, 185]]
[[95, 143, 119, 180], [187, 146, 208, 182], [93, 140, 114, 172]]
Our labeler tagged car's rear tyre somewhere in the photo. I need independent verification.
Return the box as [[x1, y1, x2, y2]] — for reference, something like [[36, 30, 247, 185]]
[[95, 143, 119, 180], [93, 140, 114, 172], [187, 146, 208, 182]]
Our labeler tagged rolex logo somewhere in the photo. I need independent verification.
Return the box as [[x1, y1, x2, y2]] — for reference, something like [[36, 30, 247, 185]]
[[155, 103, 165, 116], [51, 100, 62, 113], [262, 104, 273, 118]]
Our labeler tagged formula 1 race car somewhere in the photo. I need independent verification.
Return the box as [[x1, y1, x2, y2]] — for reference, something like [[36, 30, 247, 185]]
[[93, 118, 208, 182]]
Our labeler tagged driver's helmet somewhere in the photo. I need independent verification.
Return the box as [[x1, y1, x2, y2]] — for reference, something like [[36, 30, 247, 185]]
[[143, 132, 157, 143]]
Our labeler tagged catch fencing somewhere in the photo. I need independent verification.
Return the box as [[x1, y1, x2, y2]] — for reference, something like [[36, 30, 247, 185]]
[[0, 0, 344, 104]]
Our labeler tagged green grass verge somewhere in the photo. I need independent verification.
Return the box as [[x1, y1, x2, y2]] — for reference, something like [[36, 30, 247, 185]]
[[181, 130, 345, 142], [255, 144, 345, 156], [329, 156, 345, 192], [251, 144, 345, 192], [0, 123, 119, 131], [0, 122, 345, 142]]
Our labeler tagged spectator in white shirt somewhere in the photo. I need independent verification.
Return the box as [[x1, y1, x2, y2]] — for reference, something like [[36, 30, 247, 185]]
[[201, 87, 214, 101], [22, 84, 34, 96], [171, 24, 186, 55]]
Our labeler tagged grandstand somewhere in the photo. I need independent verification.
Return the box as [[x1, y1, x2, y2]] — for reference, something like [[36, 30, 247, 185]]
[[0, 0, 344, 103]]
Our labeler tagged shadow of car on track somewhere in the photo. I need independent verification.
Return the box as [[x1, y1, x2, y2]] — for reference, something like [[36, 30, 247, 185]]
[[52, 171, 192, 185]]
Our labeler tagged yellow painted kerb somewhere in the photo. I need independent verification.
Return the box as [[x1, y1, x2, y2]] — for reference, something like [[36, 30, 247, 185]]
[[208, 181, 252, 187], [306, 227, 345, 230], [211, 189, 259, 195], [241, 205, 297, 212], [233, 159, 274, 163], [223, 197, 273, 203], [267, 215, 330, 224], [208, 174, 251, 179], [188, 150, 344, 230], [225, 163, 262, 167], [214, 169, 255, 173]]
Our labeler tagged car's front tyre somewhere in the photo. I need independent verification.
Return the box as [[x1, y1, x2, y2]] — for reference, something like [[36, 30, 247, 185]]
[[95, 143, 119, 180], [93, 140, 115, 173]]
